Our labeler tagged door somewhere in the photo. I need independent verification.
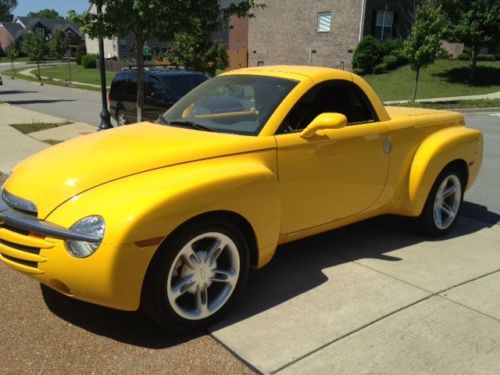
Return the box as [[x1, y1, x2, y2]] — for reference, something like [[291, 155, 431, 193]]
[[275, 81, 390, 234]]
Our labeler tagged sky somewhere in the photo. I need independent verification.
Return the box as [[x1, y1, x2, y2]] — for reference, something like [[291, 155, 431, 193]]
[[14, 0, 90, 18]]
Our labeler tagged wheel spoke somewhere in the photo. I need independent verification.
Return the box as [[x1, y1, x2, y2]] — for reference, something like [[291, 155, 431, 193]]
[[208, 239, 226, 265], [211, 269, 237, 286], [442, 185, 459, 199], [434, 206, 443, 227], [170, 274, 195, 299], [181, 246, 201, 270], [441, 202, 455, 217], [195, 284, 209, 316]]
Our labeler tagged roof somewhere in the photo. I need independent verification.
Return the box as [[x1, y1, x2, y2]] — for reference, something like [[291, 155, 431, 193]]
[[223, 65, 353, 83], [16, 17, 82, 37], [0, 22, 25, 40]]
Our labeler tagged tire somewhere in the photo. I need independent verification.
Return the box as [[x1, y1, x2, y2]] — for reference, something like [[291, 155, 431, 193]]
[[141, 220, 249, 332], [417, 166, 465, 236], [116, 109, 127, 126]]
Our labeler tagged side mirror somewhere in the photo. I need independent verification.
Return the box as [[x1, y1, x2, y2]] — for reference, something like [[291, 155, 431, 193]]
[[300, 112, 347, 139]]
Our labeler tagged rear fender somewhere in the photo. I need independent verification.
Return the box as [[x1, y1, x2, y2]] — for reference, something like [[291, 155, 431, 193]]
[[395, 126, 482, 216]]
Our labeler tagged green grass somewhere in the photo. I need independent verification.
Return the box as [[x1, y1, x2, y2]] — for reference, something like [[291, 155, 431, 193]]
[[364, 59, 500, 101], [392, 98, 500, 110], [10, 121, 72, 134], [0, 56, 30, 63], [39, 63, 116, 86], [2, 70, 105, 91]]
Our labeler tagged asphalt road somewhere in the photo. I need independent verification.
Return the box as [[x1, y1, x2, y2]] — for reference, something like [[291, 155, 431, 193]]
[[0, 78, 499, 373], [0, 64, 104, 126]]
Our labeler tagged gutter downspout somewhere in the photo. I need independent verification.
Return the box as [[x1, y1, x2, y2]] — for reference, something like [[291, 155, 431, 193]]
[[358, 0, 367, 41]]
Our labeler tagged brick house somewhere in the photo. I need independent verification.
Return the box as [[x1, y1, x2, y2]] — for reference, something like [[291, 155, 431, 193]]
[[0, 22, 24, 53], [246, 0, 423, 70]]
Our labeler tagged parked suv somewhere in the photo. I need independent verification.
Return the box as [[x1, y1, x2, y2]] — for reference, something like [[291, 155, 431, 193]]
[[109, 69, 208, 125]]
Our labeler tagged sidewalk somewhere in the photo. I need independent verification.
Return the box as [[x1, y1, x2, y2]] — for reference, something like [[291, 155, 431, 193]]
[[0, 102, 96, 173]]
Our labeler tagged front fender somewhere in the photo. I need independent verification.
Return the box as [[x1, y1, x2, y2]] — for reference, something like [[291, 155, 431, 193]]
[[396, 126, 482, 216], [44, 150, 280, 309]]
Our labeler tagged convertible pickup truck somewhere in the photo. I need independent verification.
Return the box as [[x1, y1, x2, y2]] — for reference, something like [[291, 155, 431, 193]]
[[0, 66, 483, 331]]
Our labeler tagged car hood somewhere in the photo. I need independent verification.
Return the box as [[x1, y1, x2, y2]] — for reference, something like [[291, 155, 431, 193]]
[[3, 123, 275, 218]]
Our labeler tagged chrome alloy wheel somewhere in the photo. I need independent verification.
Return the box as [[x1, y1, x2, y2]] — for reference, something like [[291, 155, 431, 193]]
[[433, 174, 462, 230], [166, 232, 240, 320], [117, 109, 127, 126]]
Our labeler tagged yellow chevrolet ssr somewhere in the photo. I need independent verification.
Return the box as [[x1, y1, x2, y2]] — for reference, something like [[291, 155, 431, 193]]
[[0, 66, 483, 331]]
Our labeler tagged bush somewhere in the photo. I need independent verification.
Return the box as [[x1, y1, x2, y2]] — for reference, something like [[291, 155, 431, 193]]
[[463, 47, 472, 56], [352, 67, 365, 76], [457, 53, 470, 60], [379, 39, 403, 56], [352, 36, 381, 74], [438, 48, 450, 59], [477, 54, 496, 61], [81, 54, 97, 69], [373, 63, 388, 74], [382, 54, 399, 70], [75, 44, 87, 65], [390, 49, 408, 66]]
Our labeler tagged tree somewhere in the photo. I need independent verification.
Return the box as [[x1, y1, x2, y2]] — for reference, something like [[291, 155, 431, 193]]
[[0, 0, 17, 22], [49, 29, 68, 59], [5, 45, 18, 75], [71, 0, 259, 122], [27, 8, 63, 19], [403, 2, 446, 102], [436, 0, 500, 82], [21, 31, 48, 83]]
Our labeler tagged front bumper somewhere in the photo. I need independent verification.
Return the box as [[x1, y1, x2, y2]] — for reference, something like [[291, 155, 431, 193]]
[[0, 196, 155, 311]]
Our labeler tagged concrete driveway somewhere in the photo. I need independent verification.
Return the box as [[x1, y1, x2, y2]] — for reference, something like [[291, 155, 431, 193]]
[[1, 111, 499, 374]]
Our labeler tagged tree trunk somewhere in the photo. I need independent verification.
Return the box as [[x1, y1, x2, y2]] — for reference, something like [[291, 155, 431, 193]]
[[135, 37, 145, 123], [412, 68, 420, 103], [470, 45, 479, 83], [36, 61, 41, 82]]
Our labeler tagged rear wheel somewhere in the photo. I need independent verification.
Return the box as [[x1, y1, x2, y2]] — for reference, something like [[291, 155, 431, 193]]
[[417, 166, 465, 236], [141, 220, 249, 331], [116, 109, 127, 126]]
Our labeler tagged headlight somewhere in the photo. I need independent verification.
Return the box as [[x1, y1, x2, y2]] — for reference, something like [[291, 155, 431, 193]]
[[65, 216, 105, 258]]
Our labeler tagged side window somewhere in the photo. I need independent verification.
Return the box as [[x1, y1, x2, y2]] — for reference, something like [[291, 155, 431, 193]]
[[127, 73, 137, 96], [147, 76, 164, 97], [277, 80, 378, 134]]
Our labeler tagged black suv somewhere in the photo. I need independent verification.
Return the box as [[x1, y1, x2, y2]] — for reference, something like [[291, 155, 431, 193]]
[[109, 69, 208, 125]]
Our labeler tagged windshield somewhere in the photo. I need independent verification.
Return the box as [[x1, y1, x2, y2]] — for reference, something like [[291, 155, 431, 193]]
[[161, 75, 298, 135]]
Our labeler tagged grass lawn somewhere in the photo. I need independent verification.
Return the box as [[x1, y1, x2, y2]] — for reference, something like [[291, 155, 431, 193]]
[[364, 59, 500, 101], [39, 63, 116, 86], [3, 70, 106, 91], [392, 98, 500, 110], [10, 121, 72, 134]]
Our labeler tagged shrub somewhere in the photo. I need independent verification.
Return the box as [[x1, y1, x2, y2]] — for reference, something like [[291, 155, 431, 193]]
[[477, 54, 496, 61], [75, 44, 87, 65], [352, 36, 381, 74], [457, 53, 470, 60], [437, 48, 450, 59], [81, 54, 97, 69], [390, 49, 408, 66], [352, 67, 365, 76], [373, 63, 388, 74], [382, 54, 399, 70], [463, 46, 472, 56], [379, 39, 403, 56]]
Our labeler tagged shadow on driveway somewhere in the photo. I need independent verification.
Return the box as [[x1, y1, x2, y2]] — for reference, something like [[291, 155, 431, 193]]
[[41, 201, 499, 347], [0, 90, 38, 95], [6, 99, 75, 105]]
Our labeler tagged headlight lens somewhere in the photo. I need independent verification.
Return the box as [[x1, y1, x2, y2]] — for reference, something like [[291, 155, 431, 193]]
[[65, 216, 105, 258]]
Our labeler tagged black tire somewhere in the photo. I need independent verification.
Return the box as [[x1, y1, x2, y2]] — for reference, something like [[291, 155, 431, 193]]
[[141, 220, 249, 332], [417, 166, 465, 236], [116, 109, 127, 126]]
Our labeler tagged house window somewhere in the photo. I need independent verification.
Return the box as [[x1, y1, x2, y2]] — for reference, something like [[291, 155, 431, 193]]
[[375, 10, 394, 40], [317, 12, 332, 33]]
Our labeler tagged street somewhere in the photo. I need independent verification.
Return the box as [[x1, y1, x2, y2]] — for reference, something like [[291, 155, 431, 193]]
[[1, 64, 104, 126], [0, 79, 499, 373]]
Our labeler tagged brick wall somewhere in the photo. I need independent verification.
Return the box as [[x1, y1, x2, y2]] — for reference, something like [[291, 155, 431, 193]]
[[0, 27, 14, 53], [248, 0, 363, 71]]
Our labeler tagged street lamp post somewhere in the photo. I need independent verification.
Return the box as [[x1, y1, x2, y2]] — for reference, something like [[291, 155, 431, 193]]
[[96, 1, 113, 130]]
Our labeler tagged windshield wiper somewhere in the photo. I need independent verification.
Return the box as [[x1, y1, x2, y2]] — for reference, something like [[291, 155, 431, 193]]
[[167, 120, 213, 132]]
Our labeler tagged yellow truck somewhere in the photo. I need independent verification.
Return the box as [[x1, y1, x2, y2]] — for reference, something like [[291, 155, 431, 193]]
[[0, 66, 483, 331]]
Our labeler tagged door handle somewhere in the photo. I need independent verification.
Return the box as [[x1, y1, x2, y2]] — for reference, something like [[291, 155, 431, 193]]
[[383, 137, 392, 154]]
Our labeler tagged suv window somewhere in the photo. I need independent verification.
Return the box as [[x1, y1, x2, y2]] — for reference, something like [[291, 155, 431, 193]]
[[147, 76, 164, 97], [161, 74, 207, 99], [277, 80, 378, 134]]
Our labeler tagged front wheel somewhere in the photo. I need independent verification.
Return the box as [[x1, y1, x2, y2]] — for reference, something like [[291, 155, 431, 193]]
[[116, 109, 127, 126], [417, 166, 465, 236], [141, 221, 249, 331]]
